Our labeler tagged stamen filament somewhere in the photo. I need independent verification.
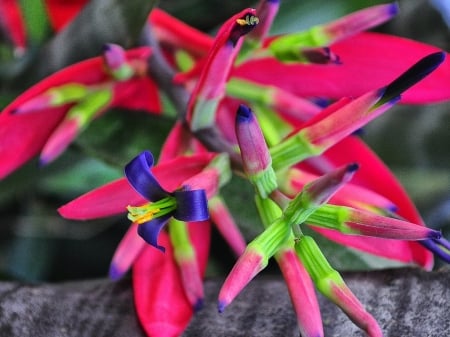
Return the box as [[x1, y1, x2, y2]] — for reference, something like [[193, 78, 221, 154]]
[[127, 196, 176, 224]]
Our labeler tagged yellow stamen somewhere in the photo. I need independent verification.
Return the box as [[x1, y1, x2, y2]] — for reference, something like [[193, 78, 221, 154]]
[[127, 203, 160, 225], [236, 15, 259, 26], [126, 196, 177, 225]]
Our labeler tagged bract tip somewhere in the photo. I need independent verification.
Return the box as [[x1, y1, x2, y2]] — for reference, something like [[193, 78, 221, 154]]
[[346, 163, 359, 173], [194, 298, 204, 312], [108, 263, 124, 281], [218, 300, 228, 313]]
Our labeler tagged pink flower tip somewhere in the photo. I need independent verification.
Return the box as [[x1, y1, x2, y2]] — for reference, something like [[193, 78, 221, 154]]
[[303, 163, 358, 206], [218, 300, 228, 313], [218, 248, 266, 311], [39, 118, 80, 165], [108, 263, 125, 281], [235, 104, 274, 181], [102, 43, 126, 71], [387, 2, 400, 16], [194, 298, 204, 312], [10, 95, 52, 115], [143, 323, 188, 337]]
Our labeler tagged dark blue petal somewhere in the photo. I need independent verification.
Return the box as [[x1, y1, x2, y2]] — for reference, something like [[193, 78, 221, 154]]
[[380, 52, 445, 105], [173, 189, 209, 222], [137, 214, 172, 252], [125, 151, 169, 201], [421, 238, 450, 264]]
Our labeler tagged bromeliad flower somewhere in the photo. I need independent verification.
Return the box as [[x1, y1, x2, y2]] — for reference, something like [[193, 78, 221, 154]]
[[59, 149, 240, 336], [219, 104, 443, 337], [0, 43, 160, 178], [15, 2, 450, 337], [123, 150, 209, 251]]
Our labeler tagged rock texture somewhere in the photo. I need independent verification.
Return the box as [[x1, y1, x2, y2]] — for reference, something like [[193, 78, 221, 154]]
[[0, 267, 449, 337]]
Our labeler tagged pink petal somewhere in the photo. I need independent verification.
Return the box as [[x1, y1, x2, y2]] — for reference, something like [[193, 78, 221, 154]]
[[0, 108, 66, 179], [43, 0, 88, 31], [283, 168, 396, 211], [277, 248, 323, 337], [235, 32, 450, 104], [109, 223, 145, 280], [209, 196, 246, 256], [179, 220, 212, 309], [328, 281, 382, 337], [58, 153, 215, 219], [132, 221, 210, 337], [39, 117, 81, 165], [187, 220, 211, 278], [133, 232, 193, 337], [218, 248, 266, 313], [149, 8, 213, 58], [113, 75, 163, 114]]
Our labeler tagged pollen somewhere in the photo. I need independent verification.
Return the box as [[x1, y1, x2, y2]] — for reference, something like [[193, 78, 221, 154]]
[[127, 203, 160, 225], [236, 15, 259, 26]]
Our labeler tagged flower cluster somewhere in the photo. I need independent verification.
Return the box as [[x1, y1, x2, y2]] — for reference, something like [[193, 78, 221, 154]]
[[1, 1, 450, 337]]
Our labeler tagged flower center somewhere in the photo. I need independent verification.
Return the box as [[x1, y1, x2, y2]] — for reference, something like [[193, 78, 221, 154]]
[[127, 196, 177, 225], [236, 14, 259, 26]]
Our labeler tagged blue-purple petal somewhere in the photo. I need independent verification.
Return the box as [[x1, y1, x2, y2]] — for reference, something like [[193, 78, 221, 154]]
[[173, 189, 209, 222], [421, 238, 450, 263], [125, 151, 169, 201], [137, 213, 173, 252]]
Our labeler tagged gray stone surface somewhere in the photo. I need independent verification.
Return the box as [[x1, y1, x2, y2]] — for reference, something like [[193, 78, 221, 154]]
[[0, 267, 449, 337]]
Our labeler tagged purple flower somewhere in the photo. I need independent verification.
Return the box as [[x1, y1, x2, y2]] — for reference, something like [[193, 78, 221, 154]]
[[124, 151, 209, 251]]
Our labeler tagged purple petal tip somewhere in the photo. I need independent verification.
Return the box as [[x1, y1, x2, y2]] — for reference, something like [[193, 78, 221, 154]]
[[38, 156, 49, 167], [346, 163, 359, 173], [236, 104, 254, 123], [194, 298, 204, 312], [388, 2, 400, 17], [387, 204, 398, 213], [428, 229, 442, 240], [381, 51, 445, 104], [108, 264, 124, 281], [421, 238, 450, 263], [218, 300, 228, 313]]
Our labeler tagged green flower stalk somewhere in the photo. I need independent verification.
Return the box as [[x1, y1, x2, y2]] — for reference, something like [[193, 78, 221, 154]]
[[187, 8, 259, 132], [295, 235, 383, 337], [283, 164, 358, 226], [218, 198, 290, 313], [267, 3, 399, 63], [306, 204, 442, 241], [169, 218, 204, 311], [270, 52, 445, 171]]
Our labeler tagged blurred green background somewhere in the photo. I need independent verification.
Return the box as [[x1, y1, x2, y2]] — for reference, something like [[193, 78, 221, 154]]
[[0, 0, 448, 282]]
